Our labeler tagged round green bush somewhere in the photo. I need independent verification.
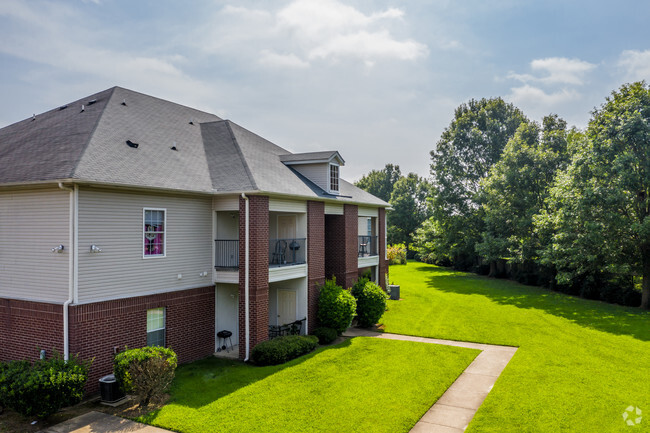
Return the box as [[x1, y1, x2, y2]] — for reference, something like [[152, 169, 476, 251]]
[[317, 277, 356, 334], [251, 335, 319, 366], [311, 327, 338, 345], [113, 346, 177, 394], [355, 281, 388, 328]]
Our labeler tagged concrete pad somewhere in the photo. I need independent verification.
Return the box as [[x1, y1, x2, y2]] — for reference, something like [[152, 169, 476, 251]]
[[40, 411, 172, 433], [420, 404, 475, 429]]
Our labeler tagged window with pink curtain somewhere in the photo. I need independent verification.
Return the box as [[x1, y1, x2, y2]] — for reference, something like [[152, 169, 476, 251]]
[[144, 209, 165, 256]]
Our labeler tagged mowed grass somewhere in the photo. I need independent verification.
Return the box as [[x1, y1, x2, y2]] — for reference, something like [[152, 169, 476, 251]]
[[139, 337, 479, 433], [384, 262, 650, 433]]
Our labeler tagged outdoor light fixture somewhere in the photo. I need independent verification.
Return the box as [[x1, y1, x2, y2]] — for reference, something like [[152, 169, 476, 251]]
[[90, 244, 103, 253], [51, 245, 64, 253]]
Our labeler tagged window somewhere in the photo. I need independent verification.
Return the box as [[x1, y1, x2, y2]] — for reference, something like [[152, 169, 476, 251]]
[[147, 307, 165, 347], [367, 218, 372, 236], [143, 208, 166, 257], [329, 164, 339, 192]]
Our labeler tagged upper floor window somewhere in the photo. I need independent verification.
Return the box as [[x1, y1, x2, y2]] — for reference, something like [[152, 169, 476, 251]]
[[329, 164, 339, 192], [144, 208, 166, 258]]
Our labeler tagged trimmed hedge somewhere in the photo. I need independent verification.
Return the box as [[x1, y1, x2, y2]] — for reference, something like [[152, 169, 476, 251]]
[[0, 355, 90, 418], [354, 280, 388, 328], [317, 277, 356, 334], [251, 335, 318, 366], [311, 327, 338, 345], [113, 346, 177, 395]]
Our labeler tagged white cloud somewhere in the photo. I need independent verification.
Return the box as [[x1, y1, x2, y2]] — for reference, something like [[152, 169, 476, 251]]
[[508, 57, 596, 86], [204, 0, 427, 69], [508, 85, 580, 107], [618, 49, 650, 82], [259, 50, 310, 69]]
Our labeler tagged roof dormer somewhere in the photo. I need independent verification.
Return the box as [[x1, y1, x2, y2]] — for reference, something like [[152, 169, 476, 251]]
[[280, 151, 345, 195]]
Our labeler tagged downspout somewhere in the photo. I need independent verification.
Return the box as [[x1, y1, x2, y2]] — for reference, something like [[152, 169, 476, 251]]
[[58, 182, 77, 361], [241, 193, 250, 361]]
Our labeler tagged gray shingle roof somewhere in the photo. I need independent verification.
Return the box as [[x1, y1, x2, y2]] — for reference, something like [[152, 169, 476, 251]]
[[0, 87, 388, 207], [279, 151, 344, 165]]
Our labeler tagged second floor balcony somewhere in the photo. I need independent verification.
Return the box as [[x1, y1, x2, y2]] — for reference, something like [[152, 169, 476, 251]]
[[358, 235, 378, 257], [214, 238, 306, 269]]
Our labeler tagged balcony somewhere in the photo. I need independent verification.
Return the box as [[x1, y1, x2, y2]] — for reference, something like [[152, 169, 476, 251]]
[[269, 238, 306, 267], [358, 235, 378, 257], [214, 240, 239, 269]]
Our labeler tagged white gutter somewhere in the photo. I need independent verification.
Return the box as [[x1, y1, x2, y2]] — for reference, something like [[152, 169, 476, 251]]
[[58, 182, 77, 361], [241, 193, 250, 361]]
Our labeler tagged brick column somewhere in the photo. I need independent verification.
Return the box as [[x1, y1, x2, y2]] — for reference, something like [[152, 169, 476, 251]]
[[307, 201, 325, 332], [324, 204, 358, 290], [238, 195, 269, 359], [378, 207, 388, 289]]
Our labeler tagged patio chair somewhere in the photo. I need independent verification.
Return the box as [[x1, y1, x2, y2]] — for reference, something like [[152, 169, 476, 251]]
[[271, 239, 287, 264]]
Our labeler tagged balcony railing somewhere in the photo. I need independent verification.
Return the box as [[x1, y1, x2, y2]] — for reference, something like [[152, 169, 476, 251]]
[[269, 238, 306, 267], [358, 235, 378, 257], [214, 240, 239, 269]]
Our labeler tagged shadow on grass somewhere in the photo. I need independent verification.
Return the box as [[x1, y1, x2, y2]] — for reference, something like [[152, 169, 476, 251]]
[[158, 339, 353, 411], [418, 265, 650, 342]]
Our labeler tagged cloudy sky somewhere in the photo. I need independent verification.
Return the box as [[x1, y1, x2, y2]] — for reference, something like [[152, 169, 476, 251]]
[[1, 0, 649, 181]]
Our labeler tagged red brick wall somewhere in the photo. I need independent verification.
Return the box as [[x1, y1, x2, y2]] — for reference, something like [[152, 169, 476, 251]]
[[307, 201, 325, 332], [324, 204, 358, 290], [378, 207, 388, 289], [0, 298, 64, 362], [70, 286, 215, 394], [238, 195, 269, 359]]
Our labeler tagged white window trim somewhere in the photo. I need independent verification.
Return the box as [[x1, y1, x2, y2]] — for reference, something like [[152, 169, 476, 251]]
[[147, 307, 166, 347], [143, 208, 167, 259], [329, 163, 340, 194]]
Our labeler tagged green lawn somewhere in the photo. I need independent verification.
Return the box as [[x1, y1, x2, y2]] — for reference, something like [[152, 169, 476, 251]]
[[139, 337, 478, 433], [384, 262, 650, 432]]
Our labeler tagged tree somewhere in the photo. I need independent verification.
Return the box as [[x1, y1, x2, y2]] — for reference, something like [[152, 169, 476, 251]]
[[477, 115, 569, 276], [354, 164, 401, 203], [387, 173, 431, 245], [535, 82, 650, 309], [426, 97, 527, 269]]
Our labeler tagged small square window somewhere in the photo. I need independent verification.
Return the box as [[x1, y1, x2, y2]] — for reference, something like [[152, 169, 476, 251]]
[[144, 208, 166, 257], [147, 307, 165, 347], [329, 164, 339, 192]]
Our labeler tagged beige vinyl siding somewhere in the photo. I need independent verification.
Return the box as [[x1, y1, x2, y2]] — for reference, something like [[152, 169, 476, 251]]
[[292, 163, 328, 191], [0, 188, 70, 302], [324, 203, 344, 215], [77, 188, 213, 303], [358, 207, 378, 217], [269, 198, 306, 213]]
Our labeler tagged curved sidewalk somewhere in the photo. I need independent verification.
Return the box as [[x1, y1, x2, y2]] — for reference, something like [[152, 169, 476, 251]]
[[342, 328, 518, 433]]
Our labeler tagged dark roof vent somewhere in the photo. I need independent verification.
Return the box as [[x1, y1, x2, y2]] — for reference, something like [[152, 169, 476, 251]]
[[171, 141, 178, 151], [81, 104, 85, 112], [59, 105, 68, 110], [88, 99, 97, 105], [189, 119, 194, 125], [126, 140, 139, 149], [31, 114, 36, 121], [121, 99, 127, 106]]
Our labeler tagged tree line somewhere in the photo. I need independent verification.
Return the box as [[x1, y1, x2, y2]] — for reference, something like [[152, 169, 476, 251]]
[[355, 81, 650, 309]]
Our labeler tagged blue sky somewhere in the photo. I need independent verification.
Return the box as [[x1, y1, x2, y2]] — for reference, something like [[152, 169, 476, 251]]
[[1, 0, 649, 181]]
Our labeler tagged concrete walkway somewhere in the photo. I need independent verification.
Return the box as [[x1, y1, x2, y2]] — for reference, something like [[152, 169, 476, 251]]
[[39, 411, 173, 433], [343, 328, 518, 433]]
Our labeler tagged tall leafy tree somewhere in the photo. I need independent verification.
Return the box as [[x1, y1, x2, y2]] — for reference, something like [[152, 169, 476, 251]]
[[477, 115, 569, 274], [354, 164, 401, 203], [387, 173, 431, 245], [536, 82, 650, 309], [426, 97, 527, 268]]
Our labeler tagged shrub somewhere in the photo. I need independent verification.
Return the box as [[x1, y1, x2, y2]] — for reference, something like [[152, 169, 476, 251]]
[[354, 281, 388, 328], [0, 355, 90, 418], [128, 356, 176, 407], [311, 327, 338, 345], [317, 277, 356, 334], [387, 243, 407, 265], [251, 335, 319, 366], [113, 346, 177, 402]]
